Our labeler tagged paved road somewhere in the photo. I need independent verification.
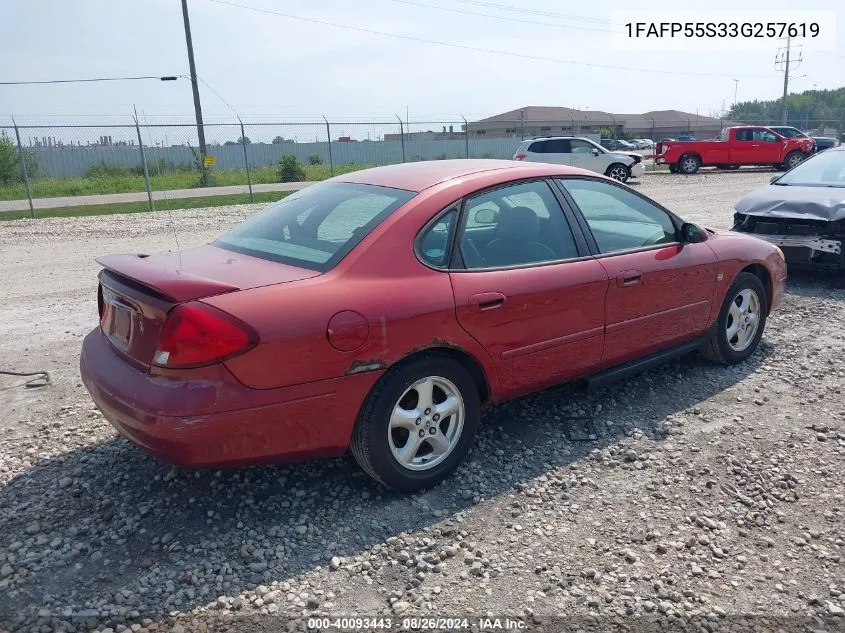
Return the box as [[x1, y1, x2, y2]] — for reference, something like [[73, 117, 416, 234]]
[[0, 181, 312, 213]]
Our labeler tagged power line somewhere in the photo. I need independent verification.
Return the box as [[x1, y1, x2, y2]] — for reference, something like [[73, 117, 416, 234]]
[[205, 0, 776, 78], [390, 0, 614, 33], [448, 0, 612, 24], [0, 76, 178, 86]]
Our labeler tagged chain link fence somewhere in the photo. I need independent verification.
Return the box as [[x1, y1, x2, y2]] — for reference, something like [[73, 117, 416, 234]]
[[2, 115, 843, 217]]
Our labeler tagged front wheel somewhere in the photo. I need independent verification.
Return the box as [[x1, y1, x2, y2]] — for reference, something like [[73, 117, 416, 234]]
[[350, 354, 480, 491], [701, 272, 768, 365], [783, 151, 806, 171], [605, 163, 630, 182]]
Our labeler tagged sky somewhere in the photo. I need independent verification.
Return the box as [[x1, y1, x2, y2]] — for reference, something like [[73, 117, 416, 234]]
[[2, 0, 845, 129]]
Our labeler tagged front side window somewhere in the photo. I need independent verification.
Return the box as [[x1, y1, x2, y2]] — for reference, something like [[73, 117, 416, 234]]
[[459, 181, 579, 268], [215, 182, 416, 271], [559, 178, 677, 254]]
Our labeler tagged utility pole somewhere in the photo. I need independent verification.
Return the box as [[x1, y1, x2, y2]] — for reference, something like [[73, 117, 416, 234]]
[[181, 0, 209, 186], [733, 79, 738, 108], [775, 36, 803, 125]]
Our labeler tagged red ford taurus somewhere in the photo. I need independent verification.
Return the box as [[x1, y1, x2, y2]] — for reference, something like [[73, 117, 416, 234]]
[[81, 160, 786, 490]]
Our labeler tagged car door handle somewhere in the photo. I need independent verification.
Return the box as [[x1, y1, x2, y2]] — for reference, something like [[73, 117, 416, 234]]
[[469, 292, 506, 311], [617, 270, 642, 287]]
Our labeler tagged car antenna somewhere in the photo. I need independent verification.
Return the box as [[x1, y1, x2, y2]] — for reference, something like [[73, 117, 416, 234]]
[[135, 105, 182, 270]]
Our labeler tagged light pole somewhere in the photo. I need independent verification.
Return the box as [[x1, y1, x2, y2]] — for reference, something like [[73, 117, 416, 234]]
[[181, 0, 209, 186]]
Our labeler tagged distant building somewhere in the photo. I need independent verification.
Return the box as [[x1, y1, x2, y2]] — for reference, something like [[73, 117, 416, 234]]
[[466, 107, 731, 139], [384, 125, 465, 141]]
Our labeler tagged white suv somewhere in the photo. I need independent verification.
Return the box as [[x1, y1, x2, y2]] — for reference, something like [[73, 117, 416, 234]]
[[513, 136, 645, 183]]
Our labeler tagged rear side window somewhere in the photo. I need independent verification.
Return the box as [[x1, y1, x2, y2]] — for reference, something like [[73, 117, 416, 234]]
[[418, 210, 456, 267], [215, 182, 416, 271], [528, 141, 547, 153], [544, 139, 569, 153]]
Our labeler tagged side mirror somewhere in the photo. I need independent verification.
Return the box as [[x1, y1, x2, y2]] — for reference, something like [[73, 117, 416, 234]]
[[591, 148, 600, 156], [770, 175, 781, 184], [681, 222, 707, 243], [474, 208, 497, 225]]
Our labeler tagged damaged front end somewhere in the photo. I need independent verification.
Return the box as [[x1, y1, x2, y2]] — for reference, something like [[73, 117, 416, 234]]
[[733, 213, 845, 271]]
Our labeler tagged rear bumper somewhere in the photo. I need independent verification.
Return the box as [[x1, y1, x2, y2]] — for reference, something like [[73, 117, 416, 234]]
[[80, 329, 380, 468]]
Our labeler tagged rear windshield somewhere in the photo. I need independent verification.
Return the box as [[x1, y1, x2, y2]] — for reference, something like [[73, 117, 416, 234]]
[[215, 182, 416, 271]]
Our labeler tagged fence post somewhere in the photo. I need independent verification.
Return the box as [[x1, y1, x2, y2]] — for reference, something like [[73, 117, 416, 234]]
[[396, 114, 406, 163], [238, 118, 254, 203], [461, 115, 469, 158], [323, 116, 334, 176], [133, 108, 155, 214], [11, 118, 34, 219]]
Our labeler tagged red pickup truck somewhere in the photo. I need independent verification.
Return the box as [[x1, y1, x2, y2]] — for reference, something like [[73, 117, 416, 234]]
[[654, 126, 815, 174]]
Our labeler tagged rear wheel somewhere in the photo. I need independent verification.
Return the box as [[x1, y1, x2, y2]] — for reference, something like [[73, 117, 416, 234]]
[[605, 163, 630, 182], [350, 354, 480, 491], [701, 272, 767, 365], [678, 154, 701, 174]]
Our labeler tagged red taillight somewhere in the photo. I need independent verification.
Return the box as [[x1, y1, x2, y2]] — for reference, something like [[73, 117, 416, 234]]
[[515, 153, 527, 161], [152, 303, 258, 368]]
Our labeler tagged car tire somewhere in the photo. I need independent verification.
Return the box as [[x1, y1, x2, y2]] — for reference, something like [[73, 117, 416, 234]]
[[700, 272, 768, 365], [605, 163, 630, 183], [783, 151, 805, 171], [678, 154, 700, 174], [350, 353, 480, 491], [668, 164, 678, 173]]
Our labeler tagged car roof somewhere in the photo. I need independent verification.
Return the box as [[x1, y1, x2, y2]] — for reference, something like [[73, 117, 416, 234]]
[[334, 159, 529, 192], [332, 159, 603, 192], [523, 136, 587, 142]]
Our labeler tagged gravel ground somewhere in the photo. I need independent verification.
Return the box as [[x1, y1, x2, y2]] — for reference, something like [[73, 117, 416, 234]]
[[1, 170, 844, 633]]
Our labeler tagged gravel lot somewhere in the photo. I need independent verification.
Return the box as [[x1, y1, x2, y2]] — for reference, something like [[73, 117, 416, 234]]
[[1, 170, 844, 633]]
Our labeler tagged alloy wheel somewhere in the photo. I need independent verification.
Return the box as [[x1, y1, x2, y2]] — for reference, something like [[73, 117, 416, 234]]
[[387, 376, 465, 471], [608, 165, 628, 181], [682, 157, 698, 173], [726, 288, 761, 352]]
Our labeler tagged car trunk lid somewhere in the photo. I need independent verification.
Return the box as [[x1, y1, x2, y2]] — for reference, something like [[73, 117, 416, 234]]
[[96, 245, 321, 368]]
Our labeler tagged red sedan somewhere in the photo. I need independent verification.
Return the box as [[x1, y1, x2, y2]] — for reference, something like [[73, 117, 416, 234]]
[[81, 160, 786, 490]]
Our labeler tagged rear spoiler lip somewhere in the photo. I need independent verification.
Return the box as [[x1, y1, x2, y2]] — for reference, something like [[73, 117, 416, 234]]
[[96, 253, 240, 303]]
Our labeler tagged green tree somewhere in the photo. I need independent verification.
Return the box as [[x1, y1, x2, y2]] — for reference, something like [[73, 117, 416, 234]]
[[0, 132, 37, 185], [277, 155, 305, 183], [727, 87, 845, 130]]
